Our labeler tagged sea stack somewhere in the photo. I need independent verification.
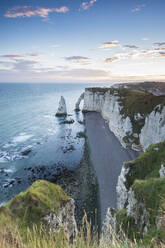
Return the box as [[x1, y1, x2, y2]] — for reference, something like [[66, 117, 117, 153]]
[[56, 96, 67, 116]]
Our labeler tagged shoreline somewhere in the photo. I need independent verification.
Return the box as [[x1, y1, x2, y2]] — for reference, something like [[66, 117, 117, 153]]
[[51, 134, 100, 229], [85, 112, 139, 223]]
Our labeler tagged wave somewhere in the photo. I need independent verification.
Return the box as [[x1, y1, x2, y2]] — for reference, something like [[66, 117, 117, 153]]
[[12, 133, 34, 144]]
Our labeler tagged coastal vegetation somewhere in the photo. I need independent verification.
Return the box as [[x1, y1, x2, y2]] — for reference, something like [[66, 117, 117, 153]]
[[1, 142, 165, 247], [114, 141, 165, 245]]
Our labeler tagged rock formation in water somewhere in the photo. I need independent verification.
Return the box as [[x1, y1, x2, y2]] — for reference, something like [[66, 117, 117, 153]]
[[82, 87, 165, 151], [56, 96, 67, 116]]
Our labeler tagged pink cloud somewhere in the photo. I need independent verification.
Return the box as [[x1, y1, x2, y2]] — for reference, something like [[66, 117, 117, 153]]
[[55, 6, 69, 13], [2, 55, 27, 59], [4, 6, 69, 18], [105, 57, 119, 63], [99, 40, 119, 49], [131, 4, 145, 13], [2, 53, 45, 59], [29, 53, 45, 57], [80, 0, 96, 10]]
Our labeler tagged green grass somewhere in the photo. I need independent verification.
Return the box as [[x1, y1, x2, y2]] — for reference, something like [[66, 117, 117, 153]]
[[116, 209, 141, 241], [133, 178, 165, 224], [113, 141, 165, 245], [0, 217, 155, 248], [0, 179, 164, 247], [124, 141, 165, 189], [115, 88, 165, 137], [0, 180, 70, 231]]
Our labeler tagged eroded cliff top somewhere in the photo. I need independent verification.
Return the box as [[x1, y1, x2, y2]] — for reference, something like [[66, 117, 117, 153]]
[[0, 180, 70, 229], [85, 86, 165, 117]]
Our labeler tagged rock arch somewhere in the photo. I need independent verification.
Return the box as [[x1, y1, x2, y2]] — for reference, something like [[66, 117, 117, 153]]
[[75, 93, 84, 111]]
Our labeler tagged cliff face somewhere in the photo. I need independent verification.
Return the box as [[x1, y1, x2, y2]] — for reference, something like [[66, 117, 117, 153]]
[[102, 141, 165, 244], [82, 86, 165, 244], [83, 87, 165, 151], [140, 105, 165, 150]]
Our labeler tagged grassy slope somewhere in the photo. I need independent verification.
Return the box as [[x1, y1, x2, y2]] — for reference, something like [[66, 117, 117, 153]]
[[0, 180, 70, 232], [116, 141, 165, 244], [124, 141, 165, 189]]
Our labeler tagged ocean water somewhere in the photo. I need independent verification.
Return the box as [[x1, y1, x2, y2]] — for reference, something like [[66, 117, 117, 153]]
[[0, 83, 94, 205]]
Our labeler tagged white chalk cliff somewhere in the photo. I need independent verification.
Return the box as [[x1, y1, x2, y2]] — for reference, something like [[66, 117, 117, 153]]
[[140, 105, 165, 150], [75, 93, 84, 111], [82, 88, 165, 151], [56, 96, 67, 116], [81, 87, 165, 241], [44, 198, 78, 241]]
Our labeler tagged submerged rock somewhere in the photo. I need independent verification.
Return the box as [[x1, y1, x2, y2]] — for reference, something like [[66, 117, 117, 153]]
[[60, 119, 74, 124], [62, 145, 75, 153], [56, 96, 67, 116], [21, 146, 32, 156], [76, 131, 86, 138]]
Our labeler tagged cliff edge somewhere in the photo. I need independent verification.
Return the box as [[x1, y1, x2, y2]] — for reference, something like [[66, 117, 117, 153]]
[[102, 141, 165, 245], [82, 87, 165, 151]]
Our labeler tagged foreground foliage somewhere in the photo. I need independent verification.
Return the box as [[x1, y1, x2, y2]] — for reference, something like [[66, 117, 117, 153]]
[[0, 219, 162, 248]]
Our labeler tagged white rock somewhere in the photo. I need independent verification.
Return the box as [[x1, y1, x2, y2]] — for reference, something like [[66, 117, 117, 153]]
[[82, 88, 165, 151], [56, 96, 67, 116], [43, 198, 77, 241], [83, 90, 105, 112], [100, 207, 117, 245], [140, 106, 165, 150], [75, 93, 84, 111], [159, 164, 165, 178], [116, 165, 130, 210], [126, 189, 150, 234], [83, 89, 133, 149]]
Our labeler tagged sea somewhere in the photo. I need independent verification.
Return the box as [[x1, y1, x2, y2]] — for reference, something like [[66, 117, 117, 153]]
[[0, 82, 112, 205]]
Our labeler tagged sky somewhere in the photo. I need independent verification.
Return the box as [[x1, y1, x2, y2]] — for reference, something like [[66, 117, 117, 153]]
[[0, 0, 165, 83]]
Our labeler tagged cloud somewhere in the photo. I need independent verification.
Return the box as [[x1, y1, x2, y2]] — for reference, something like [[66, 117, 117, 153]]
[[129, 52, 138, 56], [131, 4, 145, 13], [153, 42, 165, 47], [99, 40, 119, 49], [154, 47, 165, 51], [54, 6, 69, 13], [80, 0, 96, 10], [28, 53, 44, 57], [105, 57, 119, 63], [142, 38, 149, 41], [123, 45, 139, 49], [13, 59, 39, 71], [65, 56, 90, 64], [51, 44, 61, 48], [159, 52, 165, 57], [4, 6, 69, 18], [112, 51, 139, 60], [60, 68, 108, 79], [2, 55, 27, 59], [1, 53, 45, 59]]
